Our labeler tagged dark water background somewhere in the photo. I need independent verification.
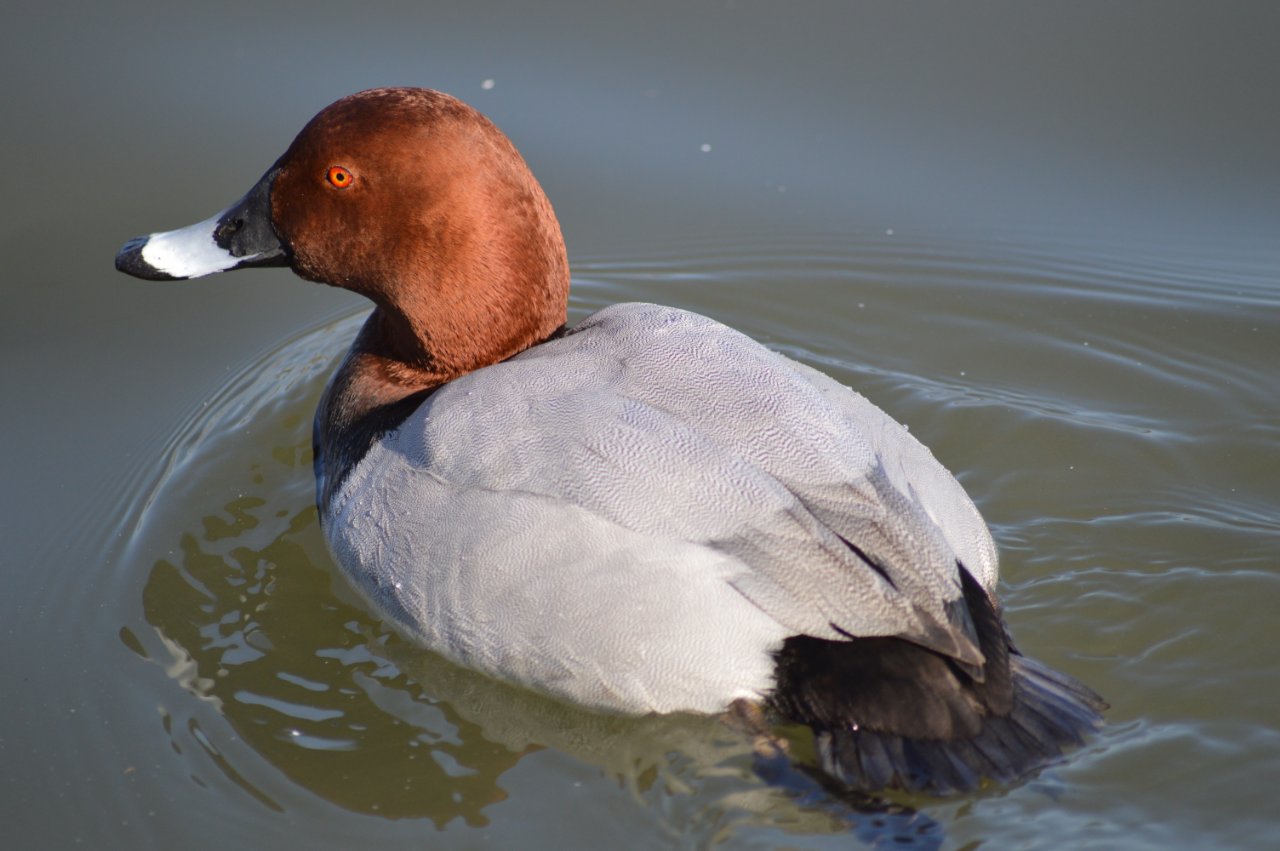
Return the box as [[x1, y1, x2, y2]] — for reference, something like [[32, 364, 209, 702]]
[[3, 2, 1277, 848]]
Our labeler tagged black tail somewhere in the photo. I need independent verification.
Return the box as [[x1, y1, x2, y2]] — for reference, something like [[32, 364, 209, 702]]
[[768, 566, 1106, 795]]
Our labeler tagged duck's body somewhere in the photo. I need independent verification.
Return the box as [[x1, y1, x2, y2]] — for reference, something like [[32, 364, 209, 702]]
[[321, 301, 996, 715], [117, 87, 1103, 794]]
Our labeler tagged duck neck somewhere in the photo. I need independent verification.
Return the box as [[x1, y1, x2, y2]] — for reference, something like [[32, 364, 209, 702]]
[[311, 310, 441, 514], [356, 305, 458, 387], [313, 303, 568, 514]]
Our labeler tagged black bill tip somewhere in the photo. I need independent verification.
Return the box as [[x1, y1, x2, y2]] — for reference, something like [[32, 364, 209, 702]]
[[115, 235, 179, 280]]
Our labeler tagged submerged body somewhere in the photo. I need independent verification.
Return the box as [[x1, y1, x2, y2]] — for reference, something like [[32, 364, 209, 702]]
[[117, 87, 1104, 794]]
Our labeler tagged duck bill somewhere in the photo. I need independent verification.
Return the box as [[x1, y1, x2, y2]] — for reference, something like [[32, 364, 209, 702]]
[[115, 166, 288, 281]]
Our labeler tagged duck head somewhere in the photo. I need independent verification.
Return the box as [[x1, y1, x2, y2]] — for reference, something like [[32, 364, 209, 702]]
[[116, 87, 571, 379]]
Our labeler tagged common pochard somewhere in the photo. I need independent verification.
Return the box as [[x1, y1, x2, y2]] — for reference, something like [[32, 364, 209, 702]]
[[116, 87, 1104, 794]]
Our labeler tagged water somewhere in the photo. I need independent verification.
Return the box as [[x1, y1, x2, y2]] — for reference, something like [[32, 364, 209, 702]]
[[4, 2, 1279, 849]]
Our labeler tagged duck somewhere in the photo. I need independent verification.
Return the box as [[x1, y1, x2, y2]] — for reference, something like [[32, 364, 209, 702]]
[[116, 87, 1104, 795]]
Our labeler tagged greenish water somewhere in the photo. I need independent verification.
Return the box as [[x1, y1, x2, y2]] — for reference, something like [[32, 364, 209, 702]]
[[4, 2, 1278, 849]]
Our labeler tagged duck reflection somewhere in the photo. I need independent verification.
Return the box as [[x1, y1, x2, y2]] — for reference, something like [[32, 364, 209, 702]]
[[123, 317, 942, 847]]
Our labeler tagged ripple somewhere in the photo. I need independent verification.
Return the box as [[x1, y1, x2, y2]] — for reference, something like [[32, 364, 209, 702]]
[[98, 226, 1277, 847]]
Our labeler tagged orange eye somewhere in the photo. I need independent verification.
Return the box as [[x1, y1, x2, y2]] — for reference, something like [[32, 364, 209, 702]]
[[326, 166, 354, 189]]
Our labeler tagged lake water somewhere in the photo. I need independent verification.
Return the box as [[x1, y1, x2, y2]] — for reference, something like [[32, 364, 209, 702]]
[[3, 2, 1278, 849]]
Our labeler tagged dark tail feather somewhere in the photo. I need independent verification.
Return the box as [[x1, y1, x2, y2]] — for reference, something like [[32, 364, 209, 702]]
[[769, 563, 1105, 796], [811, 652, 1105, 795]]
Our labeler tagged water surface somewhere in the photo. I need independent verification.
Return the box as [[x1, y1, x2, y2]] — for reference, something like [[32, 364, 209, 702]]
[[3, 2, 1278, 849]]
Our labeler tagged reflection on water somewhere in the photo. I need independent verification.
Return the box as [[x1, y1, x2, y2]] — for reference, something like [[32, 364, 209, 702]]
[[120, 312, 531, 825], [134, 511, 527, 824], [112, 229, 1280, 848]]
